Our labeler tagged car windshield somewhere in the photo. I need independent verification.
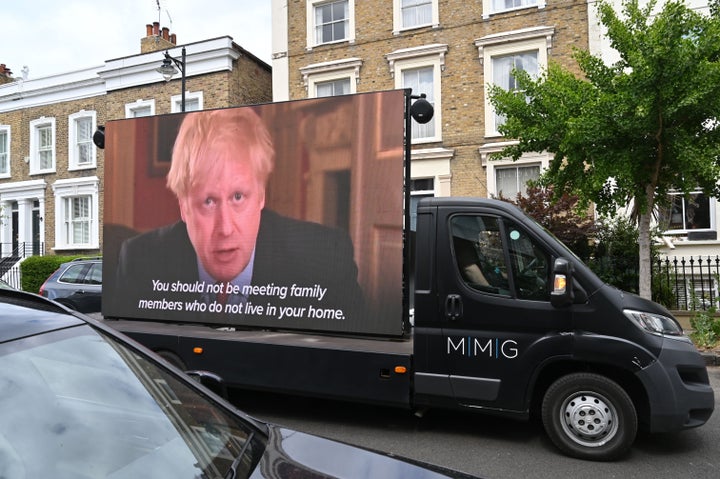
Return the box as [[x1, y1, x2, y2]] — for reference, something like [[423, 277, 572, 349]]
[[0, 324, 265, 478]]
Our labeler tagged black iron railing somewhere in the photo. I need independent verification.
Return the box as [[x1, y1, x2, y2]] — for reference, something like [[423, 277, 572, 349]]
[[653, 256, 720, 311], [0, 242, 45, 289]]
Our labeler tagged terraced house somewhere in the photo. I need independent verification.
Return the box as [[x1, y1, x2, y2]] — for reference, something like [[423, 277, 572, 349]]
[[270, 0, 720, 308], [0, 23, 271, 286], [271, 0, 589, 224]]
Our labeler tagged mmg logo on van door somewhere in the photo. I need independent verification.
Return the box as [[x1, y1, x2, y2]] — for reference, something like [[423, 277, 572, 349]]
[[447, 336, 519, 359]]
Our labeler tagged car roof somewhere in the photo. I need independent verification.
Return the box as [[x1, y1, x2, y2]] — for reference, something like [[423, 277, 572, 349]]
[[0, 289, 85, 342]]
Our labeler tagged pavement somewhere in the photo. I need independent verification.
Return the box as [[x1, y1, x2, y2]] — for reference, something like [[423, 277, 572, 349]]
[[702, 351, 720, 367]]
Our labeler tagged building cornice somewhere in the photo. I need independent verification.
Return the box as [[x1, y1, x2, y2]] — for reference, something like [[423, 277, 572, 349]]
[[0, 37, 244, 111], [100, 37, 242, 92], [0, 67, 105, 112]]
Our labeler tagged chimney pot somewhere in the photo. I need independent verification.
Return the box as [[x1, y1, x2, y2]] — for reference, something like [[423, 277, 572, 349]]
[[153, 22, 160, 35], [170, 33, 177, 44], [162, 27, 169, 40], [146, 24, 153, 36]]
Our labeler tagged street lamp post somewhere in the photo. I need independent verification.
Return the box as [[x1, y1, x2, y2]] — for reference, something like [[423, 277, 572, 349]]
[[156, 47, 186, 112]]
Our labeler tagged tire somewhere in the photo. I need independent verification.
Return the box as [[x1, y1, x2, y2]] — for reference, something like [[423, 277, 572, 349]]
[[156, 350, 187, 371], [541, 372, 637, 461]]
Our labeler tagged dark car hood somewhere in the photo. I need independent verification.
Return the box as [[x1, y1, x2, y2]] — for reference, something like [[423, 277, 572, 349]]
[[250, 425, 479, 479]]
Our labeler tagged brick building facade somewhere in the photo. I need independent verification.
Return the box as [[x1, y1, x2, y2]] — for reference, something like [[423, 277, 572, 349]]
[[0, 23, 271, 283], [271, 0, 588, 203]]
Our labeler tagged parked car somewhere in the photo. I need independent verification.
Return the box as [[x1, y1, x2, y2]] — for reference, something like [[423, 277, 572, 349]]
[[0, 289, 478, 479], [38, 257, 102, 313]]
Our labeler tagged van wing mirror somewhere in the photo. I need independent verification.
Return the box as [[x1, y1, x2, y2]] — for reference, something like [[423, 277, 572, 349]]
[[550, 258, 575, 308]]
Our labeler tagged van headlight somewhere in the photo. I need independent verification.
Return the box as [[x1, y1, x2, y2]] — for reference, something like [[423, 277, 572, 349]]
[[623, 309, 689, 341]]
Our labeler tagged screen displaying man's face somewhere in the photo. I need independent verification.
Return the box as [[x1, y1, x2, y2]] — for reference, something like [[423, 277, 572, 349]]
[[179, 148, 265, 282]]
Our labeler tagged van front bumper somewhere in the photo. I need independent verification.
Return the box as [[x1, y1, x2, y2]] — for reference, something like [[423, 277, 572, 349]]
[[636, 337, 714, 432]]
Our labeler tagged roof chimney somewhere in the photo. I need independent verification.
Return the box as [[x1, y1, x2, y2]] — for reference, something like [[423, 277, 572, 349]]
[[140, 21, 177, 54], [0, 64, 13, 85]]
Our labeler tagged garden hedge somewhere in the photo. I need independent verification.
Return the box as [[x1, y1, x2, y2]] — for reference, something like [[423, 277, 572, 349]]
[[20, 255, 91, 293]]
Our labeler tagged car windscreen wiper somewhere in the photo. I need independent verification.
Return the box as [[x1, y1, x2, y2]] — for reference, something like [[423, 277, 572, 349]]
[[224, 432, 256, 479]]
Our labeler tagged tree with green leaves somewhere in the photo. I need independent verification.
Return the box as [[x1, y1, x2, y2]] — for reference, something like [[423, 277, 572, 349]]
[[488, 0, 720, 299], [498, 184, 596, 260]]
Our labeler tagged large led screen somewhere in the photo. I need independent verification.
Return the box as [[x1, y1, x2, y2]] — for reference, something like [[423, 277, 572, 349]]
[[103, 90, 407, 336]]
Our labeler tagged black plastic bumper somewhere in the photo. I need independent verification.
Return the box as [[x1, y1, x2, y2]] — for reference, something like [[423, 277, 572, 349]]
[[636, 337, 714, 433]]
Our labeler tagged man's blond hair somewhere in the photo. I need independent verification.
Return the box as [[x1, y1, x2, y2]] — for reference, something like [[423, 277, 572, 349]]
[[167, 107, 275, 198]]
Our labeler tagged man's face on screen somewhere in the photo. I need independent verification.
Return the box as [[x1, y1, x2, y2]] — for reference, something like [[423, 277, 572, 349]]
[[179, 150, 265, 282]]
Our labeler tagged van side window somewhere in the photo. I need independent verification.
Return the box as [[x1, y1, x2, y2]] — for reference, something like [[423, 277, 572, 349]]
[[450, 215, 550, 300], [451, 215, 510, 296], [503, 219, 550, 301]]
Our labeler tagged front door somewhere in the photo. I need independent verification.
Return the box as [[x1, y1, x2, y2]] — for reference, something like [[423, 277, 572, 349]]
[[436, 206, 573, 412], [32, 207, 41, 255], [11, 203, 18, 255]]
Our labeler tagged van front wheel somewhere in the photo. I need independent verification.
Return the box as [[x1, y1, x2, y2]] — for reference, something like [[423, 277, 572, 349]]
[[541, 373, 637, 461]]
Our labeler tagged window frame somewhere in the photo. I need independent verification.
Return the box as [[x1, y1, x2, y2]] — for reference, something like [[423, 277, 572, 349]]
[[315, 78, 352, 97], [393, 0, 439, 34], [52, 177, 100, 250], [479, 144, 550, 198], [409, 177, 436, 231], [491, 50, 539, 130], [64, 195, 92, 246], [68, 111, 97, 171], [659, 190, 716, 234], [0, 125, 10, 178], [306, 0, 356, 49], [450, 214, 551, 300], [125, 99, 156, 118], [29, 117, 56, 175], [494, 162, 541, 199], [475, 27, 553, 137], [300, 58, 362, 98], [387, 44, 447, 144], [482, 0, 545, 19], [171, 91, 204, 113]]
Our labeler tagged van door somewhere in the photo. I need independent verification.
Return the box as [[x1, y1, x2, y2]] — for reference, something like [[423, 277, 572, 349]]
[[437, 206, 573, 413]]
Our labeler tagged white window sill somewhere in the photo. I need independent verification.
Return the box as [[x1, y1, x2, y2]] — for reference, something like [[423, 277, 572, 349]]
[[69, 164, 97, 172], [53, 244, 100, 252]]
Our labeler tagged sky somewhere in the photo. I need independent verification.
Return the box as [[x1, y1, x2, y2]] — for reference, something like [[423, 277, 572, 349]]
[[0, 0, 272, 80]]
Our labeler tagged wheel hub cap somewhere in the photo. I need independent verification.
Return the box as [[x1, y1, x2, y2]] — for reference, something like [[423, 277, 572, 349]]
[[562, 393, 617, 445]]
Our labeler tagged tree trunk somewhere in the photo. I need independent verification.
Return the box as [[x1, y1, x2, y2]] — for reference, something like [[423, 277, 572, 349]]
[[637, 186, 655, 299]]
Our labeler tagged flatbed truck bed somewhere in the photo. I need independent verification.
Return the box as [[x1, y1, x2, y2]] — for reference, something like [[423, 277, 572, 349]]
[[109, 319, 415, 408]]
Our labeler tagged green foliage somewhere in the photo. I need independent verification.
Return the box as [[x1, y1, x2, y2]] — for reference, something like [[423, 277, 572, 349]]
[[487, 0, 720, 298], [651, 264, 677, 310], [586, 215, 672, 301], [689, 306, 720, 349], [587, 216, 642, 293], [490, 0, 720, 214], [20, 255, 87, 293], [498, 184, 596, 260]]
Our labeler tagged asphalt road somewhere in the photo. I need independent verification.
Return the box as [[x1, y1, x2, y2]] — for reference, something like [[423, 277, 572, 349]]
[[230, 366, 720, 479]]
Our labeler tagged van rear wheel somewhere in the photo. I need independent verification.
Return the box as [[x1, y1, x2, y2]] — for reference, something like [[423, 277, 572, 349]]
[[541, 372, 637, 461]]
